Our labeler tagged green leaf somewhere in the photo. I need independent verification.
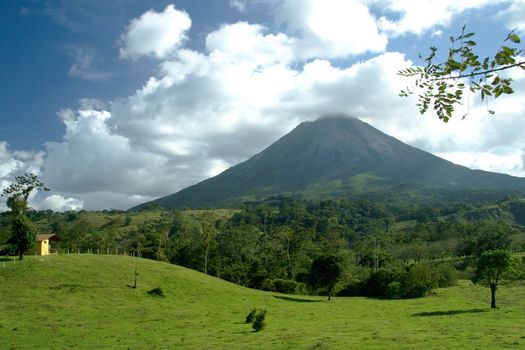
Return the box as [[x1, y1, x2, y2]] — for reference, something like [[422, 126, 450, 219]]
[[482, 57, 489, 70], [508, 33, 521, 43]]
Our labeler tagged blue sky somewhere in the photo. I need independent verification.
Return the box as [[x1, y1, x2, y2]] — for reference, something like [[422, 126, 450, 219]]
[[1, 0, 524, 210]]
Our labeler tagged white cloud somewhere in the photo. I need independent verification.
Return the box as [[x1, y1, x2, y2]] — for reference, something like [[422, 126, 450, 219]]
[[119, 4, 191, 60], [431, 29, 443, 38], [498, 0, 525, 33], [66, 45, 110, 81], [374, 0, 506, 36], [436, 150, 525, 176], [205, 22, 296, 66], [6, 2, 522, 211], [273, 0, 387, 58], [229, 0, 248, 13], [0, 142, 45, 212], [43, 109, 173, 196], [0, 142, 24, 180], [40, 194, 84, 211], [38, 10, 525, 210]]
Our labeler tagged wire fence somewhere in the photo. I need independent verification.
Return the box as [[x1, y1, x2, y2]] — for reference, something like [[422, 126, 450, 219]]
[[0, 249, 142, 268]]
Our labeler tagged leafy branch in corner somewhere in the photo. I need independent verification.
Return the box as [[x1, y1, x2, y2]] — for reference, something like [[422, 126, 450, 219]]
[[398, 26, 525, 122]]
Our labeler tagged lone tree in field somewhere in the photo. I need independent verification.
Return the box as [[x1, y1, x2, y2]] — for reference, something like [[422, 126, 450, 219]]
[[399, 27, 524, 122], [308, 254, 343, 301], [1, 173, 49, 260], [471, 249, 513, 309]]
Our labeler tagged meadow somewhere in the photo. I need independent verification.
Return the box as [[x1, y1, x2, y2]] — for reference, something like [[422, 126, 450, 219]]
[[1, 255, 524, 349]]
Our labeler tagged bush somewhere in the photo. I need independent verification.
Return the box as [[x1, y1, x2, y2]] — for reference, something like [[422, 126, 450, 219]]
[[338, 263, 446, 299], [245, 308, 266, 332], [147, 287, 165, 297], [435, 263, 458, 287], [401, 264, 439, 298], [0, 243, 17, 256], [261, 279, 306, 294], [245, 308, 257, 324], [337, 279, 366, 297], [252, 310, 266, 332], [385, 281, 402, 299], [363, 267, 404, 297]]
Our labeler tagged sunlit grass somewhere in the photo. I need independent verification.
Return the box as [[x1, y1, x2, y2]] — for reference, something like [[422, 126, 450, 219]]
[[1, 255, 524, 349]]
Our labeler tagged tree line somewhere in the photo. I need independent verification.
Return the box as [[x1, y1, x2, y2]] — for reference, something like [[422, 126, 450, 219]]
[[2, 195, 523, 303]]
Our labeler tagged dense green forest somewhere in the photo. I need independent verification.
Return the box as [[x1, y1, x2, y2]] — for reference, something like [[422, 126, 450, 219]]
[[1, 196, 524, 298]]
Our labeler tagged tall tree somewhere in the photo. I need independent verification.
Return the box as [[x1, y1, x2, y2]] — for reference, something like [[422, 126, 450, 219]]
[[1, 173, 49, 259], [399, 27, 524, 121], [472, 249, 513, 308], [308, 254, 343, 301], [273, 225, 314, 280]]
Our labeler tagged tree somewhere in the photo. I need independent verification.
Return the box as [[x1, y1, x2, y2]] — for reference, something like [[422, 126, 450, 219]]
[[11, 216, 38, 260], [308, 254, 343, 301], [272, 225, 314, 280], [1, 173, 49, 260], [2, 173, 49, 215], [401, 264, 440, 298], [399, 27, 524, 121], [471, 249, 513, 308]]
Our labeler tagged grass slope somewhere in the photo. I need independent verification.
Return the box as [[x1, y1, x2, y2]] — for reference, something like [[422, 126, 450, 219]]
[[1, 255, 524, 349]]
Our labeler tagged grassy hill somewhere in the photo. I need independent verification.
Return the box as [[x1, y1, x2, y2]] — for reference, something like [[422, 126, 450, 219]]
[[1, 255, 525, 349]]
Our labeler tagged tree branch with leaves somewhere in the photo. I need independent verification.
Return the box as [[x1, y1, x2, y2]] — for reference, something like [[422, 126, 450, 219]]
[[399, 26, 525, 122], [1, 173, 49, 259]]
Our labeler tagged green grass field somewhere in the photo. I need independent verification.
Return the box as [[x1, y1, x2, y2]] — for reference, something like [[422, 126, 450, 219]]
[[1, 255, 524, 349]]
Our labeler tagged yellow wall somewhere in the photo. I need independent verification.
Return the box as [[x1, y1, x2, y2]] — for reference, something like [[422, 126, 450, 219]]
[[40, 240, 49, 255], [26, 240, 50, 256]]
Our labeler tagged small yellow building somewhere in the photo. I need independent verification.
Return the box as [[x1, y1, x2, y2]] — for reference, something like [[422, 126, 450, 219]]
[[26, 234, 56, 256]]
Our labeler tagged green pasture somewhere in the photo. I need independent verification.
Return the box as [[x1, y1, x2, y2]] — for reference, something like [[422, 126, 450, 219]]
[[1, 255, 524, 349]]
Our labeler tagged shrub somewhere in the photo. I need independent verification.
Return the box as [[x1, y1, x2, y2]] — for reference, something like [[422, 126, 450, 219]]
[[385, 281, 402, 299], [261, 278, 306, 294], [245, 308, 267, 332], [338, 264, 444, 299], [401, 264, 439, 298], [0, 243, 17, 256], [245, 308, 257, 324], [435, 263, 458, 287], [364, 267, 404, 297], [337, 279, 366, 297], [147, 287, 165, 297], [252, 310, 266, 332]]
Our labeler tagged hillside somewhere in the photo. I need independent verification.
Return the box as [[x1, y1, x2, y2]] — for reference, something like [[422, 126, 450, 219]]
[[1, 255, 524, 349], [133, 116, 525, 210]]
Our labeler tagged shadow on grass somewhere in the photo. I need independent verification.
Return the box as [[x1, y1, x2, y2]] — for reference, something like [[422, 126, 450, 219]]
[[0, 257, 12, 262], [412, 308, 488, 317], [273, 295, 323, 303]]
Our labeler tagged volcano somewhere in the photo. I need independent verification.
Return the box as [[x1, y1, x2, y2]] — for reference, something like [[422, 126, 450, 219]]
[[132, 116, 525, 209]]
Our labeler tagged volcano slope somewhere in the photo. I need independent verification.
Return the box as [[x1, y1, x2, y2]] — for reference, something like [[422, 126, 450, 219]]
[[134, 116, 525, 210]]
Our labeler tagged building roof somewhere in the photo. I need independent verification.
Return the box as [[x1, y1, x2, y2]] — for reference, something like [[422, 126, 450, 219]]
[[36, 234, 56, 241]]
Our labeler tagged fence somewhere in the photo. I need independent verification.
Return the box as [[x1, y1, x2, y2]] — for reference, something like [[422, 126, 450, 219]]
[[0, 249, 142, 268]]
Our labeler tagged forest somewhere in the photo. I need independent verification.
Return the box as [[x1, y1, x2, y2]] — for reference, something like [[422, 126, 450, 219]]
[[1, 196, 524, 299]]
